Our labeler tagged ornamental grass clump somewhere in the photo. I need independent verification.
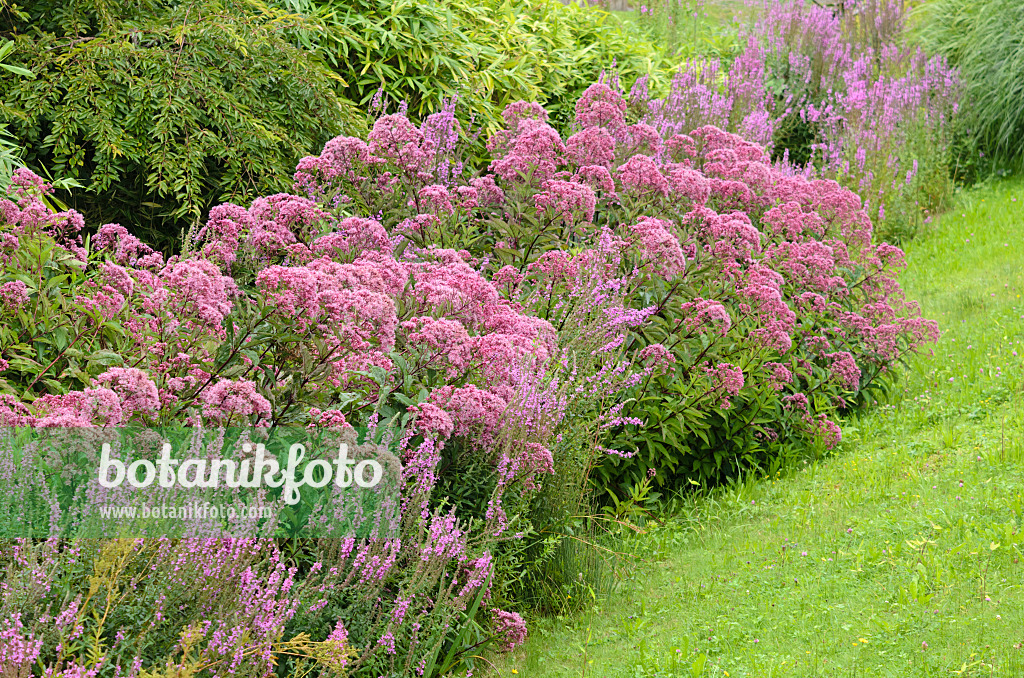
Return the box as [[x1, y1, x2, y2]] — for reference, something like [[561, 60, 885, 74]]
[[918, 0, 1024, 176]]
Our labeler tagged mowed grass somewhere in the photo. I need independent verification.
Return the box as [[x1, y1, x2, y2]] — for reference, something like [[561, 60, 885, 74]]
[[491, 181, 1024, 678]]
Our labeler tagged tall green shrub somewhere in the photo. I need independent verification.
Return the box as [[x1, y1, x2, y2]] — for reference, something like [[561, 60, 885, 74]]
[[287, 0, 672, 153], [0, 0, 365, 248]]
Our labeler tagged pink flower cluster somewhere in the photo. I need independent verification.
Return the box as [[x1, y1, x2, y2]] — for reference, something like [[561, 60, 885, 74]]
[[706, 362, 745, 409], [490, 119, 566, 185], [628, 217, 686, 277], [491, 608, 528, 651], [535, 179, 597, 225]]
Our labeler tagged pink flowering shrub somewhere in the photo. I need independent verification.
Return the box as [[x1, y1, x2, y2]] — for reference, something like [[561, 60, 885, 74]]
[[0, 169, 572, 675], [299, 84, 937, 496], [0, 173, 554, 433]]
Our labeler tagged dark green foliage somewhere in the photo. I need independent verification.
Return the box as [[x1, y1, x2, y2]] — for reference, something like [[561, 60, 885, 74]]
[[770, 114, 819, 166], [0, 0, 365, 248]]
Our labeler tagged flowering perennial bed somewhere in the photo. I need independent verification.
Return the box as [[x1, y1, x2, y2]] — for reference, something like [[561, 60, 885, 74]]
[[0, 74, 937, 676], [634, 0, 960, 242]]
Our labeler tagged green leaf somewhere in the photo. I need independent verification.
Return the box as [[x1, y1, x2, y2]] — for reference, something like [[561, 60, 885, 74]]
[[86, 350, 125, 368]]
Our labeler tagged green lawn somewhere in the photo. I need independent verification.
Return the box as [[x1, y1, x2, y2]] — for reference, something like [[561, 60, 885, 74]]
[[492, 180, 1024, 677]]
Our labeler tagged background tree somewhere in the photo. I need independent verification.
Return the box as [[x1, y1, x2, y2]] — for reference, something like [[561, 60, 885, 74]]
[[0, 0, 366, 248]]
